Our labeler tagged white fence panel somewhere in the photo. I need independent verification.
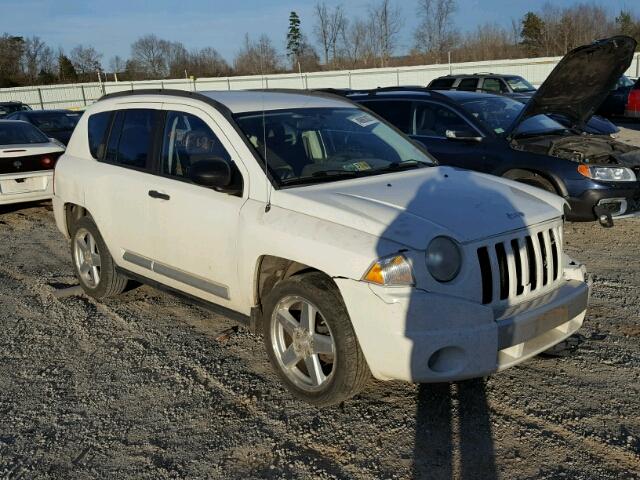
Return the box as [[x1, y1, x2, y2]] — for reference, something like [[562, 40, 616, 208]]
[[2, 53, 639, 110]]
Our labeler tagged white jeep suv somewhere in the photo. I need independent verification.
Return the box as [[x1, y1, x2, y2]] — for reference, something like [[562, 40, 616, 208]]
[[53, 89, 590, 405]]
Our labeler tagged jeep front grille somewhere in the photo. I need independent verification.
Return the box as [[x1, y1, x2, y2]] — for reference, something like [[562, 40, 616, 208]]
[[477, 223, 563, 305]]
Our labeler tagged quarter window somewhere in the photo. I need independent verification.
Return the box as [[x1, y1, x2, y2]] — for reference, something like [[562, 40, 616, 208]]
[[161, 111, 231, 178], [87, 111, 111, 160], [104, 109, 157, 169]]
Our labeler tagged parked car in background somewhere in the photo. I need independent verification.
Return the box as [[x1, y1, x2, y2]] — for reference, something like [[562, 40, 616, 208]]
[[0, 101, 32, 118], [596, 75, 640, 119], [5, 109, 82, 145], [428, 73, 537, 101], [345, 37, 640, 226], [428, 73, 619, 136], [53, 88, 589, 406], [0, 120, 64, 206]]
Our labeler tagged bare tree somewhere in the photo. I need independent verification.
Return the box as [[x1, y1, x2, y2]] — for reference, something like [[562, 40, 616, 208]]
[[188, 47, 230, 77], [70, 45, 103, 78], [130, 34, 170, 78], [313, 2, 346, 66], [109, 56, 126, 74], [369, 0, 403, 67], [233, 34, 281, 75], [22, 36, 52, 83], [341, 18, 374, 67], [414, 0, 457, 63]]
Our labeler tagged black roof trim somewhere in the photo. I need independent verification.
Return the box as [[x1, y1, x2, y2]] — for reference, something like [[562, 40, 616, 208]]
[[316, 86, 452, 101]]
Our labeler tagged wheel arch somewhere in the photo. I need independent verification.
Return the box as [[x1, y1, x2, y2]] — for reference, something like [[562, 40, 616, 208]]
[[251, 255, 339, 331], [62, 202, 91, 237], [501, 168, 568, 197]]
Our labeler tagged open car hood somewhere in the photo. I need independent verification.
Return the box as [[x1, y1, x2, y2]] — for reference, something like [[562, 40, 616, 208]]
[[508, 36, 637, 134]]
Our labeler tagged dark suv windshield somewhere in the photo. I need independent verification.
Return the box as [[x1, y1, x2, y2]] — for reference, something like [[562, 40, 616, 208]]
[[460, 96, 566, 136], [234, 107, 434, 185], [30, 112, 80, 130], [504, 76, 536, 93], [0, 122, 49, 145]]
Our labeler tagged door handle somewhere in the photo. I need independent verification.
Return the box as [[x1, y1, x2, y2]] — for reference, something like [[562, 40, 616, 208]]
[[148, 190, 170, 200]]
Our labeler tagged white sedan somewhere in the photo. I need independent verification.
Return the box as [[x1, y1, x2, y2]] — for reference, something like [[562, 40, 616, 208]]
[[0, 120, 64, 206]]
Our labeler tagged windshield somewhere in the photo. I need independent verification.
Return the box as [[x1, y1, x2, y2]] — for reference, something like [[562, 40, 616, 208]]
[[234, 107, 435, 185], [505, 76, 536, 93], [460, 96, 566, 136], [30, 112, 80, 130], [0, 104, 31, 114], [0, 122, 49, 145]]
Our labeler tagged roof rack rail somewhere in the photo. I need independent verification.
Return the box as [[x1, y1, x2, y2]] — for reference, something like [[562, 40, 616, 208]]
[[315, 85, 452, 100]]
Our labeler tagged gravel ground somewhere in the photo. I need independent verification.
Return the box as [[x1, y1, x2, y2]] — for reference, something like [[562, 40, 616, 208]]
[[0, 127, 639, 479]]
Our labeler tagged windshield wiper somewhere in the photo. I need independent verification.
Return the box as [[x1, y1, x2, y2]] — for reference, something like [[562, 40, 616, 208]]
[[279, 170, 360, 186]]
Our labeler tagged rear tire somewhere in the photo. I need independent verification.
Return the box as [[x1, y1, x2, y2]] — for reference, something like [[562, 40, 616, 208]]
[[70, 216, 128, 299], [262, 272, 370, 406]]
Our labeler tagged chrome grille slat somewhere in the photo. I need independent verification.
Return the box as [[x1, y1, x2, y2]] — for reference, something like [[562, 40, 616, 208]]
[[531, 232, 544, 290], [505, 241, 518, 299], [517, 237, 530, 295], [542, 229, 553, 286], [487, 245, 501, 304], [477, 222, 564, 306]]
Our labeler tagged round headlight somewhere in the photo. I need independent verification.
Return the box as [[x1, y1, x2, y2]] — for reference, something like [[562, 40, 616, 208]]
[[426, 236, 462, 282]]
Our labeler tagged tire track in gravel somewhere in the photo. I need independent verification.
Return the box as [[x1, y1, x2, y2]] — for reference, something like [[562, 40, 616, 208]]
[[1, 261, 382, 480], [3, 205, 640, 479]]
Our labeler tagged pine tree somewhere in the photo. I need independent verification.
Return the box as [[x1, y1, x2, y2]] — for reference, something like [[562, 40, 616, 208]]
[[58, 54, 78, 83], [520, 12, 545, 57], [286, 11, 302, 70]]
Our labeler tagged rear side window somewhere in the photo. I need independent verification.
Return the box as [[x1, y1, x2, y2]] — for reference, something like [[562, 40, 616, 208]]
[[360, 100, 412, 134], [457, 78, 479, 91], [429, 78, 455, 89], [88, 112, 112, 159], [104, 109, 157, 169]]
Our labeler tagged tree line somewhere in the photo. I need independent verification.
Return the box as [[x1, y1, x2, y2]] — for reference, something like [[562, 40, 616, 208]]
[[1, 0, 639, 88]]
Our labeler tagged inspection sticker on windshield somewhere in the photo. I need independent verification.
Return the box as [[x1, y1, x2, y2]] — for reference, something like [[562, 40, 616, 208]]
[[348, 113, 378, 128], [494, 127, 505, 134]]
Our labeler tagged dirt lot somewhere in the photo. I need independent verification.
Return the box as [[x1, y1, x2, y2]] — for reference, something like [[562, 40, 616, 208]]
[[0, 129, 639, 479]]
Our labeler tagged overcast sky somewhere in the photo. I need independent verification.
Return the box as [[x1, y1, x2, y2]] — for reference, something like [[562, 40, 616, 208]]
[[1, 0, 638, 64]]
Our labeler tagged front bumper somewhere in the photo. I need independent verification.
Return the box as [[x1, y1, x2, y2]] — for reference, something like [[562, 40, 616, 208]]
[[335, 265, 589, 383], [0, 170, 53, 206], [566, 184, 640, 221]]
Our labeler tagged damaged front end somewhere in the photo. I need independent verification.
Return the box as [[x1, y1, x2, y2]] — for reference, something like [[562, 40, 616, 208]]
[[513, 134, 640, 167], [513, 134, 640, 226]]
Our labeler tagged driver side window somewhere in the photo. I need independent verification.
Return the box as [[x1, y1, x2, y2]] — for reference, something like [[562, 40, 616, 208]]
[[414, 102, 470, 137], [161, 111, 231, 179]]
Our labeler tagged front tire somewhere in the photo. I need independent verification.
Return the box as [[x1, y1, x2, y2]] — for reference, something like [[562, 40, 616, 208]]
[[70, 216, 127, 299], [263, 272, 370, 406]]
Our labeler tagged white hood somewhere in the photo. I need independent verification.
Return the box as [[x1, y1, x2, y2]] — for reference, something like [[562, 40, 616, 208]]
[[272, 166, 564, 249]]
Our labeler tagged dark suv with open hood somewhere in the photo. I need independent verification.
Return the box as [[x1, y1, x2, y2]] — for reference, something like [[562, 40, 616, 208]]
[[342, 36, 640, 225]]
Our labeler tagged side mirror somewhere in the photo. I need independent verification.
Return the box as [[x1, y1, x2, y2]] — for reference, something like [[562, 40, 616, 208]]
[[445, 129, 483, 142], [189, 157, 240, 194]]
